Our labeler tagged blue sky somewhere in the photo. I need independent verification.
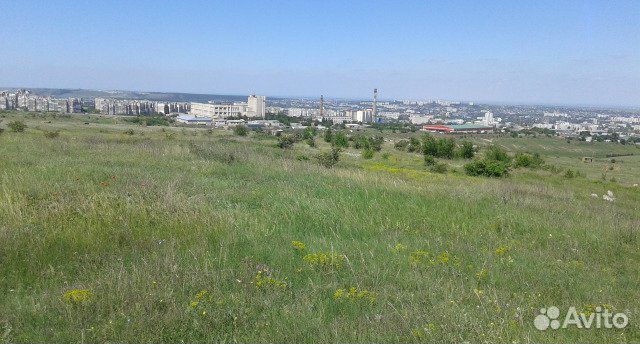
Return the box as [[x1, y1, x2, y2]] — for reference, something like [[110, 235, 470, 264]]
[[1, 0, 639, 106]]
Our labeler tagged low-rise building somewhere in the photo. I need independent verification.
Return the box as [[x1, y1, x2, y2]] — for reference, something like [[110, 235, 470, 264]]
[[176, 115, 212, 125], [422, 124, 493, 133]]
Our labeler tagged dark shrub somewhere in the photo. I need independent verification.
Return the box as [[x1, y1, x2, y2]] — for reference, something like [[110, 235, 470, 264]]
[[424, 155, 435, 166], [485, 145, 511, 163], [430, 162, 448, 173], [323, 128, 333, 143], [332, 131, 349, 148], [277, 134, 296, 149], [233, 125, 249, 136], [394, 139, 409, 151], [513, 152, 545, 168], [421, 134, 437, 156], [317, 148, 340, 168], [43, 130, 60, 139], [435, 137, 456, 159], [306, 137, 316, 147], [464, 159, 509, 177], [458, 140, 475, 159], [8, 120, 27, 132], [407, 137, 421, 152]]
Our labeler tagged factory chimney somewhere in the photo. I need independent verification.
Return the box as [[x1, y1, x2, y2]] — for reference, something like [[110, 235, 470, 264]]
[[373, 88, 378, 122]]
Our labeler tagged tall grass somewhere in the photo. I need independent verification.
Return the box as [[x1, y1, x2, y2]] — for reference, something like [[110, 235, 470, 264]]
[[0, 115, 638, 343]]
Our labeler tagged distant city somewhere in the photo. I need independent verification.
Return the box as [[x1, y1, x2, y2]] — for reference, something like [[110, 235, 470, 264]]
[[1, 88, 639, 142]]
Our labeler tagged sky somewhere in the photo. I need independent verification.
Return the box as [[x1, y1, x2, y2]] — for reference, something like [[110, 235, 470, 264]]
[[1, 0, 639, 106]]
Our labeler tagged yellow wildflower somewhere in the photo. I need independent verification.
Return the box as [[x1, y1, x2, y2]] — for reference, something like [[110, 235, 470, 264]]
[[62, 289, 92, 304], [495, 246, 510, 256], [333, 287, 376, 304], [302, 252, 344, 270], [437, 251, 450, 264], [292, 241, 306, 251], [195, 289, 208, 300], [392, 243, 407, 253], [409, 250, 429, 265]]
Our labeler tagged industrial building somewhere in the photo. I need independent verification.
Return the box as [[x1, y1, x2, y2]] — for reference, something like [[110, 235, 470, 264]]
[[422, 124, 493, 133], [189, 95, 266, 119]]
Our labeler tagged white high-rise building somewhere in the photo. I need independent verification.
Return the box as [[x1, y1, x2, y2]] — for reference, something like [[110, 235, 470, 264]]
[[247, 95, 266, 118], [189, 95, 266, 119], [355, 109, 373, 123], [483, 111, 494, 125]]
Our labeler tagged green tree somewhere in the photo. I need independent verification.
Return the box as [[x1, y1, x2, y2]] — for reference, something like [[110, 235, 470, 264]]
[[407, 137, 421, 153], [332, 131, 349, 148], [458, 140, 475, 159], [421, 134, 437, 156], [323, 128, 333, 143], [435, 138, 456, 159]]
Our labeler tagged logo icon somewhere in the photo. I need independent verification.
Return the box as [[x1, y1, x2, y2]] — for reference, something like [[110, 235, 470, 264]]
[[534, 306, 561, 330], [534, 306, 629, 330]]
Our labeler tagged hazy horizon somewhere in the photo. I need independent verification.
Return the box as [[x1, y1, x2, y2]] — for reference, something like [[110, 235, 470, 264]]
[[1, 0, 639, 107]]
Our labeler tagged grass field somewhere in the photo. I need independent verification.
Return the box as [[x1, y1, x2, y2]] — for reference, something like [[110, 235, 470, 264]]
[[1, 112, 639, 343]]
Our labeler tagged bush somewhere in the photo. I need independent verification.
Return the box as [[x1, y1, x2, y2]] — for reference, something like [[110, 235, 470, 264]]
[[303, 127, 317, 139], [421, 134, 437, 156], [317, 148, 340, 168], [306, 137, 316, 148], [464, 159, 509, 177], [233, 125, 249, 136], [323, 128, 333, 143], [485, 145, 511, 163], [458, 140, 475, 159], [407, 137, 421, 152], [483, 159, 510, 177], [353, 135, 383, 151], [564, 169, 578, 178], [513, 152, 545, 168], [424, 155, 435, 166], [296, 154, 310, 161], [332, 131, 349, 148], [369, 136, 384, 151], [435, 137, 456, 159], [43, 130, 60, 139], [430, 162, 448, 173], [362, 149, 374, 159], [8, 120, 27, 132], [420, 134, 457, 159], [277, 134, 296, 149], [125, 116, 173, 126], [394, 139, 409, 151]]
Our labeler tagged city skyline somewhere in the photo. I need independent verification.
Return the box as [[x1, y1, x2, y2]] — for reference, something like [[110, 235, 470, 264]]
[[1, 0, 639, 107]]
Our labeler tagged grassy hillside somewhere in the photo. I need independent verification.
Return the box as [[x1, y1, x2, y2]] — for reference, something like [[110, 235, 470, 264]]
[[0, 113, 639, 343]]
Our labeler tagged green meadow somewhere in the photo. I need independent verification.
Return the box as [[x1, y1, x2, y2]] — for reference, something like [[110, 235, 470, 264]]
[[1, 112, 639, 343]]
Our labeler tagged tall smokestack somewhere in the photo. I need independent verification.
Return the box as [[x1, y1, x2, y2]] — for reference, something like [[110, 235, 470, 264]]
[[373, 88, 378, 122], [320, 95, 324, 117]]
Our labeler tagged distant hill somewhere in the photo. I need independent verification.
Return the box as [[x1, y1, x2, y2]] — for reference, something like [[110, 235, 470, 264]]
[[1, 87, 250, 103]]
